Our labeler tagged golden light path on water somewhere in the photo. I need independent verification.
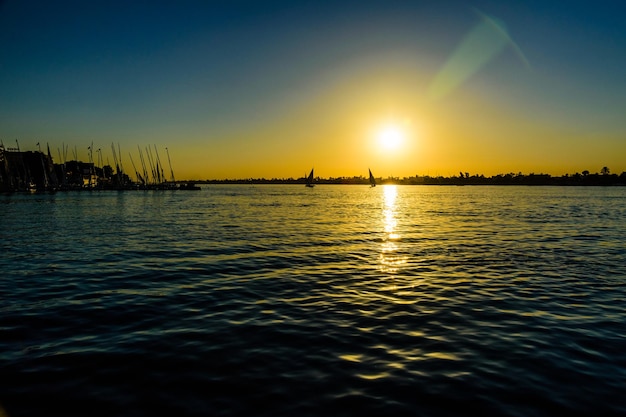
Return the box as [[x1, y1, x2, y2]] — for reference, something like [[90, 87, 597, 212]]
[[379, 185, 407, 275]]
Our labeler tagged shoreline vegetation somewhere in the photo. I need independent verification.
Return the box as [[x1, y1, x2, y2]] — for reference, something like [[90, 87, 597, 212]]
[[1, 143, 624, 192], [197, 169, 625, 186]]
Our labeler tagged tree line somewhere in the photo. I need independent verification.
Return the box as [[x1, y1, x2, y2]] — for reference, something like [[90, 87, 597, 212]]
[[198, 168, 625, 186]]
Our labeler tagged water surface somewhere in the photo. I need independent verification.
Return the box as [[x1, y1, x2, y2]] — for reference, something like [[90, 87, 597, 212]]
[[1, 185, 625, 416]]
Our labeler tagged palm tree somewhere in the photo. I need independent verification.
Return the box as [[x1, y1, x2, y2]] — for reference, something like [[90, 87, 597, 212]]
[[601, 166, 610, 175]]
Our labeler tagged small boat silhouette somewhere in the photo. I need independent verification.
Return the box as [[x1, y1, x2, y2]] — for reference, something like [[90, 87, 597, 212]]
[[305, 168, 315, 187], [369, 168, 376, 187]]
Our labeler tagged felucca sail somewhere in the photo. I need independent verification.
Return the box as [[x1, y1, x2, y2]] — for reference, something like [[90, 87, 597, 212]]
[[305, 168, 315, 187], [369, 169, 376, 187]]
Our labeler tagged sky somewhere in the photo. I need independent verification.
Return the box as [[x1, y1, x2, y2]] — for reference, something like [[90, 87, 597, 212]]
[[1, 0, 625, 180]]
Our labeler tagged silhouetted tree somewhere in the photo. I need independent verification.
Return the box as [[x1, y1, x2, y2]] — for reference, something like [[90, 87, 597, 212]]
[[601, 166, 610, 175]]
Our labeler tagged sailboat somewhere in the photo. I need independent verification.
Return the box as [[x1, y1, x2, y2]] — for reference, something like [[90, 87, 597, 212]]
[[305, 168, 315, 187], [369, 168, 376, 187]]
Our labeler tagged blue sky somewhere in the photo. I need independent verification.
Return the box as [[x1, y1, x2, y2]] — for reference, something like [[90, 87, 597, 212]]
[[1, 0, 625, 178]]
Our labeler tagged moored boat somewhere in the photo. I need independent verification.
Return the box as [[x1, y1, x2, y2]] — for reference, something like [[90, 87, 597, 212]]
[[180, 182, 201, 190]]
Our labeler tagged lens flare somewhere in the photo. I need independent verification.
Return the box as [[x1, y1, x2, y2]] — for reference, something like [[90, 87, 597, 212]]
[[428, 9, 530, 100]]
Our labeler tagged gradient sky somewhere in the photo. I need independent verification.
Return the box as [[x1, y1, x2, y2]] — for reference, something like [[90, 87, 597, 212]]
[[1, 0, 625, 179]]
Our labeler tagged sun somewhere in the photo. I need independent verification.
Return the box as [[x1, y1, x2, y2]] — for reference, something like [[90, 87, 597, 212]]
[[378, 125, 404, 151]]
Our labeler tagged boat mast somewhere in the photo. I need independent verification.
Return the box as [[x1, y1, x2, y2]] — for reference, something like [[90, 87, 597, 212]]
[[138, 146, 149, 186], [16, 139, 31, 189], [153, 145, 165, 184], [145, 146, 155, 184], [129, 153, 141, 185], [37, 142, 50, 189], [57, 147, 64, 187], [165, 147, 175, 183], [117, 143, 125, 185], [64, 144, 69, 187], [96, 148, 103, 187], [111, 143, 121, 185], [88, 142, 94, 188], [0, 140, 14, 190]]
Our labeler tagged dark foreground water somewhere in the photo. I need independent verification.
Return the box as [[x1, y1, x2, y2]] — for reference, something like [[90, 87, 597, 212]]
[[1, 185, 625, 417]]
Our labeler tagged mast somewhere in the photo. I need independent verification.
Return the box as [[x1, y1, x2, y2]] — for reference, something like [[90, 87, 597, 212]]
[[117, 143, 125, 185], [165, 147, 175, 183], [58, 144, 69, 189], [96, 148, 103, 187], [66, 144, 71, 188], [154, 145, 165, 184], [129, 153, 142, 186], [111, 143, 121, 185], [15, 139, 30, 189], [46, 143, 58, 189], [37, 142, 50, 189], [138, 146, 149, 186], [0, 140, 13, 190], [57, 146, 67, 188], [87, 142, 94, 188], [145, 146, 156, 184], [96, 148, 104, 173]]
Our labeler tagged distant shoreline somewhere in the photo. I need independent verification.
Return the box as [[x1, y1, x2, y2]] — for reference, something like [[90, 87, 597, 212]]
[[188, 173, 626, 187], [1, 146, 623, 190], [194, 182, 626, 186]]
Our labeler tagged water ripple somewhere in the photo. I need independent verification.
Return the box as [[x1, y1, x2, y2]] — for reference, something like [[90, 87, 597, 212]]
[[1, 186, 625, 416]]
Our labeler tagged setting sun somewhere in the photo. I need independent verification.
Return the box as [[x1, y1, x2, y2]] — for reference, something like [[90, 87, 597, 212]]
[[378, 125, 405, 151]]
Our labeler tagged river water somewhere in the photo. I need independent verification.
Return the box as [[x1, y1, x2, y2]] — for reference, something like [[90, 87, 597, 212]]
[[1, 185, 625, 416]]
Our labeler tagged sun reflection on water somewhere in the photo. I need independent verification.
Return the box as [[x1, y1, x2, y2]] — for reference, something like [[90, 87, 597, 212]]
[[379, 185, 407, 274]]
